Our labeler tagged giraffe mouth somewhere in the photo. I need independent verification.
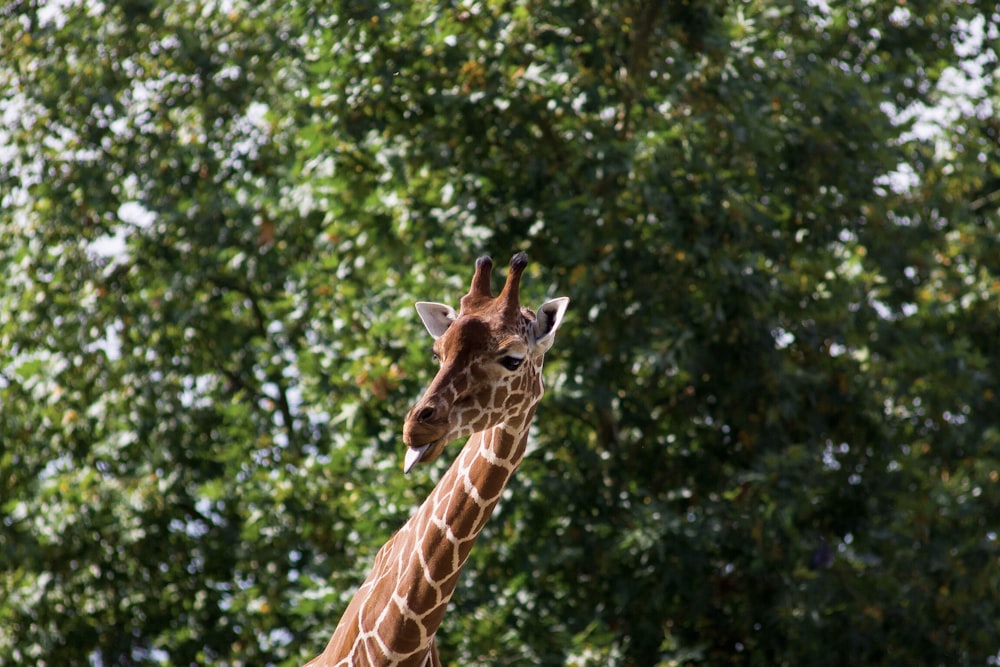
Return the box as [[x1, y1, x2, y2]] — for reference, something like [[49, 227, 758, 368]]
[[403, 443, 431, 473], [402, 418, 449, 472]]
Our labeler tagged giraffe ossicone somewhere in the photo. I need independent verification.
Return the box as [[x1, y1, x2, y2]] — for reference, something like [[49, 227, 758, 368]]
[[305, 253, 568, 667]]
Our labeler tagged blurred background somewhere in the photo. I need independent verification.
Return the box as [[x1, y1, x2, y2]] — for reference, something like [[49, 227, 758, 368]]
[[2, 1, 999, 665]]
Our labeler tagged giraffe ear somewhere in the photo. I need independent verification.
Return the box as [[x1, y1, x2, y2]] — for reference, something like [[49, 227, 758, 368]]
[[531, 297, 569, 353], [415, 301, 457, 339]]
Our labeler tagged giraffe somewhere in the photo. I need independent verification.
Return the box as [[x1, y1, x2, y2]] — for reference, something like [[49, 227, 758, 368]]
[[305, 253, 569, 667]]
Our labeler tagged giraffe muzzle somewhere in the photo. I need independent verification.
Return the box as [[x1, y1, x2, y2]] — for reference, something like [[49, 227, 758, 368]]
[[402, 408, 447, 472]]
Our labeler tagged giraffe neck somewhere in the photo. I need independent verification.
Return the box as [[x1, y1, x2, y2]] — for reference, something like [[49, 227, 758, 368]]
[[307, 409, 537, 667], [408, 409, 537, 619]]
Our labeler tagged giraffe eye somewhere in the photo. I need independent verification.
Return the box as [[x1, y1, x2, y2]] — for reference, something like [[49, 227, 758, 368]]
[[499, 355, 524, 371], [431, 351, 441, 363]]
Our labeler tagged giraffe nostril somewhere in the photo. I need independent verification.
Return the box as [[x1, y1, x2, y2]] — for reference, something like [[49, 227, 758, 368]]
[[416, 406, 435, 422]]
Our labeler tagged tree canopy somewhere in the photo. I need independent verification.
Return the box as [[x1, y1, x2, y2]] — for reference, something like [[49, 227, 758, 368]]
[[2, 1, 999, 665]]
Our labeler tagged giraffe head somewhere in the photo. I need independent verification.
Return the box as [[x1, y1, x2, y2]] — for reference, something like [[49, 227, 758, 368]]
[[402, 253, 569, 472]]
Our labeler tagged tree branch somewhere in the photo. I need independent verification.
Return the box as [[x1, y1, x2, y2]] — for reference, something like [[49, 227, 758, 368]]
[[208, 273, 298, 448]]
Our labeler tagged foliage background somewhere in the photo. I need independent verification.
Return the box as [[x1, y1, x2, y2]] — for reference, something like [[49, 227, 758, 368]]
[[2, 1, 999, 665]]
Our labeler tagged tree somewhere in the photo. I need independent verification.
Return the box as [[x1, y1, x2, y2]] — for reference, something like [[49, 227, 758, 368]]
[[2, 0, 998, 665], [2, 1, 323, 663]]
